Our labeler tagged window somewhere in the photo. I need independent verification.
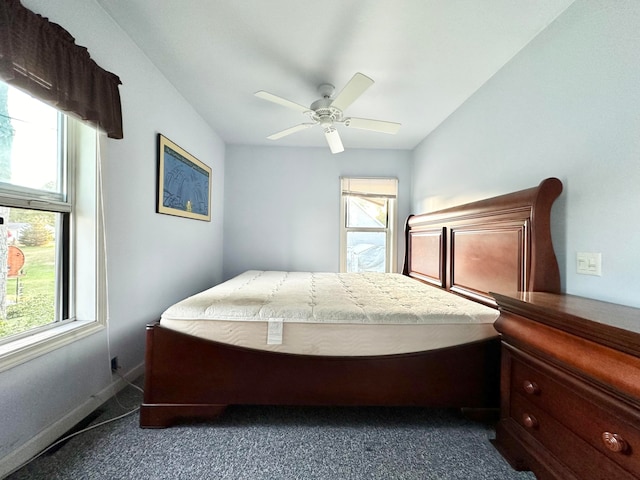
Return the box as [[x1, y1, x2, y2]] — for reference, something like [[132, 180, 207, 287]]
[[0, 81, 105, 370], [340, 177, 398, 273]]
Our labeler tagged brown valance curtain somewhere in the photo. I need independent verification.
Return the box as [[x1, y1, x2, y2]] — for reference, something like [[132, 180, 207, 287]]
[[0, 0, 123, 139]]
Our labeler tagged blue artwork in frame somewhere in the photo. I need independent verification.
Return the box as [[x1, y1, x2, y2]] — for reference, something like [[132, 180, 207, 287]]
[[157, 133, 211, 221]]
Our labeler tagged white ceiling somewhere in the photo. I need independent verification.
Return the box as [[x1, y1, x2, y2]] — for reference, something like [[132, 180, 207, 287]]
[[97, 0, 575, 152]]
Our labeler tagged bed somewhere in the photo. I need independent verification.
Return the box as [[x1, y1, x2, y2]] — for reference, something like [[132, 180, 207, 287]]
[[140, 177, 563, 428]]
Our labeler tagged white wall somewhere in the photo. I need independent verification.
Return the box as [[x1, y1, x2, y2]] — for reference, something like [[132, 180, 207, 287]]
[[411, 0, 640, 308], [224, 145, 412, 280], [0, 0, 225, 473]]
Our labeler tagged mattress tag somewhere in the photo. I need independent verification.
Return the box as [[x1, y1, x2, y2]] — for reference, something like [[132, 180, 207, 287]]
[[267, 319, 283, 345]]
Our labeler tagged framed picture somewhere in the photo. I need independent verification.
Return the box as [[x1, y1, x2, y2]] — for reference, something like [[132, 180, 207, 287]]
[[156, 133, 211, 221]]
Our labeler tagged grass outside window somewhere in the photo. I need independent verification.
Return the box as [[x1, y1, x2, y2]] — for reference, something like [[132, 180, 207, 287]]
[[0, 244, 55, 339]]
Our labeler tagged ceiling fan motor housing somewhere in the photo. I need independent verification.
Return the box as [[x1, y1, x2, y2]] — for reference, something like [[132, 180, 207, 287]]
[[310, 96, 342, 127]]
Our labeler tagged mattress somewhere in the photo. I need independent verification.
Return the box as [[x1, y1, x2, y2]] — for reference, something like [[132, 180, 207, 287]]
[[160, 270, 500, 356]]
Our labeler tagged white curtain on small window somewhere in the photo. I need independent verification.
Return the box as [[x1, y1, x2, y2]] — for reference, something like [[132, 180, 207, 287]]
[[341, 177, 398, 199]]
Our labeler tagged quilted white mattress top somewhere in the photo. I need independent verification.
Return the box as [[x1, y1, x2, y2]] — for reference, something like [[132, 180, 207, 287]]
[[162, 270, 499, 325]]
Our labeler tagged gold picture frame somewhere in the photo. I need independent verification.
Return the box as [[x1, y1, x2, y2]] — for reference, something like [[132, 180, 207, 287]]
[[156, 134, 211, 221]]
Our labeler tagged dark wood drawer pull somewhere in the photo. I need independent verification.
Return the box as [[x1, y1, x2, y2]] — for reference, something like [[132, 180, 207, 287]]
[[523, 380, 540, 395], [602, 432, 628, 453], [522, 413, 538, 429]]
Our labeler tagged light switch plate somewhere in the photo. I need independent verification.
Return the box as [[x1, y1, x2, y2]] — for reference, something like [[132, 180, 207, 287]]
[[576, 252, 602, 276]]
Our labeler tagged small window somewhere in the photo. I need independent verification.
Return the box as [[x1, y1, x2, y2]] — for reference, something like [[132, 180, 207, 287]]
[[340, 177, 398, 273]]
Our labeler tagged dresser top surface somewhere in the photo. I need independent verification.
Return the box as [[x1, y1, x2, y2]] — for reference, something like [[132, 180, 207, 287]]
[[492, 292, 640, 357]]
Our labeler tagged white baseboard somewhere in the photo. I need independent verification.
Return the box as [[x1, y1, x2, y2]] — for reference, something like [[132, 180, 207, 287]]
[[0, 362, 144, 479]]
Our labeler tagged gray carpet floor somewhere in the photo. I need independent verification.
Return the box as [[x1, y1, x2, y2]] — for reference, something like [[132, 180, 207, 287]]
[[8, 379, 535, 479]]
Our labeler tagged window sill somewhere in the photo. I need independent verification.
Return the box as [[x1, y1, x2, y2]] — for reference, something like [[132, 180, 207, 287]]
[[0, 320, 103, 373]]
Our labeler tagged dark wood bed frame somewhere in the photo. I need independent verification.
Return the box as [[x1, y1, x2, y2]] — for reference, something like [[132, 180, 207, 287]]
[[140, 177, 563, 428]]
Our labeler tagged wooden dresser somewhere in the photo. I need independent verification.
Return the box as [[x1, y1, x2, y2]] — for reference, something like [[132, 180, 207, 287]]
[[491, 292, 640, 480]]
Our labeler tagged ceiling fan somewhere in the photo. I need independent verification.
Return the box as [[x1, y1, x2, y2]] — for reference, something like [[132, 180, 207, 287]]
[[255, 72, 401, 154]]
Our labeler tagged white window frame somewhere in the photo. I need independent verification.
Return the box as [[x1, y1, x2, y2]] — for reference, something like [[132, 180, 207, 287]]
[[340, 177, 398, 273], [0, 108, 107, 372]]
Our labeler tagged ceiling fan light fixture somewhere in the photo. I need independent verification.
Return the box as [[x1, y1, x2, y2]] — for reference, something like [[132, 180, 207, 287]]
[[324, 127, 344, 154]]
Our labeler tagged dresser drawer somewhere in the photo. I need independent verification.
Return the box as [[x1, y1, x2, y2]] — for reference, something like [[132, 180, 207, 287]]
[[510, 352, 640, 475], [510, 393, 637, 480]]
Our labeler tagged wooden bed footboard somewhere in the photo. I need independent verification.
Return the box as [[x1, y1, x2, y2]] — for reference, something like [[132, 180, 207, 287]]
[[140, 322, 501, 428]]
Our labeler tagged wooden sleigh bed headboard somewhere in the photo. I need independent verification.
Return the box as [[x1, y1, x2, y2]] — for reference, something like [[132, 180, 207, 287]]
[[403, 177, 563, 306]]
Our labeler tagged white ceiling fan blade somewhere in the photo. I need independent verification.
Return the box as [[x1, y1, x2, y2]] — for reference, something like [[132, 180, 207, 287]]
[[267, 123, 315, 140], [324, 128, 344, 154], [330, 72, 374, 112], [344, 117, 401, 135], [255, 91, 310, 113]]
